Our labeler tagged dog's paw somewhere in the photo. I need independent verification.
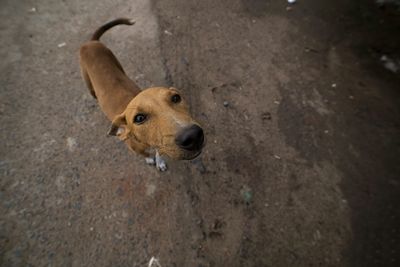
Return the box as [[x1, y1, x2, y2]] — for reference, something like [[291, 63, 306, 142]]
[[156, 161, 168, 172], [156, 159, 168, 172], [145, 157, 156, 165], [155, 154, 167, 172], [154, 150, 167, 172]]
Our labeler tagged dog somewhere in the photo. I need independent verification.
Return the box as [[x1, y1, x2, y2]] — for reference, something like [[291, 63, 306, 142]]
[[79, 18, 204, 171]]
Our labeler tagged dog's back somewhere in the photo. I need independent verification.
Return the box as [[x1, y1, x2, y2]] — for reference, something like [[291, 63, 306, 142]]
[[79, 18, 140, 120]]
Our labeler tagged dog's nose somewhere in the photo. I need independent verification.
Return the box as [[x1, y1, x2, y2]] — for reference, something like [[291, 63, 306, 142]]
[[175, 125, 204, 151]]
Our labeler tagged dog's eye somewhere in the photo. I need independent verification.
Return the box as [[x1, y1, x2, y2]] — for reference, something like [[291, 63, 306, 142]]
[[134, 114, 147, 124], [171, 94, 181, 103]]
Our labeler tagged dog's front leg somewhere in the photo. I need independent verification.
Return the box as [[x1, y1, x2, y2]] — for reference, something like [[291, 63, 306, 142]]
[[145, 150, 167, 172], [155, 150, 167, 171]]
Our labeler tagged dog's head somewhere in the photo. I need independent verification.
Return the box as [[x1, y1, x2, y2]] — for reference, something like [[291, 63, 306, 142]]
[[108, 87, 204, 160]]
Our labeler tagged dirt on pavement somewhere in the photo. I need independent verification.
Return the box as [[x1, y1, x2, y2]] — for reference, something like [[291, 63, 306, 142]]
[[1, 0, 399, 266]]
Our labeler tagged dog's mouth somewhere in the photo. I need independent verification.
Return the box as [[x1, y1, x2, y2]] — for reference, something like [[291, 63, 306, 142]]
[[159, 126, 205, 160], [160, 146, 203, 161], [183, 149, 202, 160], [179, 139, 205, 160]]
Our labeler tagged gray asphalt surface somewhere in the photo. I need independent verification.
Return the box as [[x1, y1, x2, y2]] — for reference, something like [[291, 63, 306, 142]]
[[1, 0, 400, 266]]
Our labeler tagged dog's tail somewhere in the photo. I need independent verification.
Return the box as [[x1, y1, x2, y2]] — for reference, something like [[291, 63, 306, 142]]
[[91, 18, 135, 41]]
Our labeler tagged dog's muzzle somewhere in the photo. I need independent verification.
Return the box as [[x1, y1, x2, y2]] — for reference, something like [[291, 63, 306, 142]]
[[175, 124, 204, 153]]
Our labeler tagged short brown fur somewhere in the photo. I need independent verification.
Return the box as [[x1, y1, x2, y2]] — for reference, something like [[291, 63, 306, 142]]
[[79, 18, 202, 161]]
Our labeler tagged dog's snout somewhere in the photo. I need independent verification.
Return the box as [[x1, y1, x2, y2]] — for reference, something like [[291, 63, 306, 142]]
[[175, 125, 204, 151]]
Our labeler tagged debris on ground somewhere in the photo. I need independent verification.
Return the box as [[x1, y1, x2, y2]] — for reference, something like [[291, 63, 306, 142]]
[[261, 112, 272, 121], [66, 137, 77, 152], [313, 229, 322, 241], [305, 47, 319, 53], [148, 257, 162, 267], [164, 30, 172, 35], [274, 155, 281, 160], [57, 42, 66, 48], [240, 186, 253, 204], [380, 55, 399, 73], [223, 101, 229, 107]]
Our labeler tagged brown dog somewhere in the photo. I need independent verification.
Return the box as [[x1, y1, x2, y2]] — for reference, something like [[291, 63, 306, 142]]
[[79, 18, 204, 171]]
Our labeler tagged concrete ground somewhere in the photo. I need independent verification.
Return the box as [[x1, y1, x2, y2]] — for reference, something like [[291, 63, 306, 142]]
[[1, 0, 399, 266]]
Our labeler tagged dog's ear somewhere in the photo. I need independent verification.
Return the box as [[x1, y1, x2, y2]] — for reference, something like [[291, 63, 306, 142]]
[[108, 112, 129, 140]]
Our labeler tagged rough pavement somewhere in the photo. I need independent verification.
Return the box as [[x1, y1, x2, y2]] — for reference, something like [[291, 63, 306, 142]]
[[1, 0, 399, 266]]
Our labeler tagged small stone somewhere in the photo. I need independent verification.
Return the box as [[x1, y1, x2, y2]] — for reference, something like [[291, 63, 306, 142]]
[[90, 227, 94, 231], [223, 101, 229, 107], [262, 112, 272, 121], [164, 30, 172, 35], [66, 137, 77, 152], [240, 186, 252, 204], [115, 233, 122, 239], [274, 100, 280, 105], [331, 83, 337, 88], [380, 54, 399, 73], [274, 155, 281, 159], [314, 229, 321, 240], [349, 95, 354, 100], [57, 42, 66, 48], [324, 130, 329, 134]]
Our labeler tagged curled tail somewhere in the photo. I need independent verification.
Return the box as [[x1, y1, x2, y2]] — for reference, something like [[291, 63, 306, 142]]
[[91, 18, 135, 41]]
